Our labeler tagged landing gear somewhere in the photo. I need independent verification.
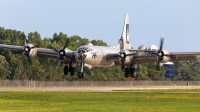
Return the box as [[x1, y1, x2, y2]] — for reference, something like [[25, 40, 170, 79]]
[[63, 65, 75, 76], [78, 63, 85, 79], [125, 68, 129, 78], [124, 61, 137, 78], [130, 68, 135, 78], [64, 65, 69, 75], [132, 61, 137, 78], [69, 65, 75, 76], [124, 67, 136, 78], [78, 72, 84, 79]]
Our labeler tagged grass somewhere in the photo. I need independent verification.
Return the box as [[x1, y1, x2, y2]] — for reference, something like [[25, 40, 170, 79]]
[[0, 89, 200, 112]]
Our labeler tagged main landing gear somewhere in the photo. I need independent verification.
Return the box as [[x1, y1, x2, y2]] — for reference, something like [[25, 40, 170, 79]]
[[63, 64, 75, 76], [124, 63, 137, 78], [63, 63, 85, 79], [125, 68, 135, 78], [78, 63, 85, 79]]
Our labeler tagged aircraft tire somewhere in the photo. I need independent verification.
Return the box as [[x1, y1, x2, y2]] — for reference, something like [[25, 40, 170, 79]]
[[125, 68, 129, 77], [81, 72, 85, 79], [64, 65, 69, 75], [130, 68, 135, 78], [70, 66, 75, 76], [78, 72, 82, 79]]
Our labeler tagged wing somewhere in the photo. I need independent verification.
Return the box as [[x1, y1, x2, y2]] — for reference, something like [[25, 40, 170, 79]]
[[36, 48, 58, 58], [106, 51, 200, 64], [169, 52, 200, 61], [135, 52, 200, 64], [0, 44, 24, 51], [0, 44, 58, 59]]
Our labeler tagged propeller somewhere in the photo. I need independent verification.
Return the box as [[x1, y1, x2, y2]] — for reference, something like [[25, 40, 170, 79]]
[[22, 39, 34, 64], [58, 39, 70, 60], [119, 36, 125, 69], [156, 37, 164, 70]]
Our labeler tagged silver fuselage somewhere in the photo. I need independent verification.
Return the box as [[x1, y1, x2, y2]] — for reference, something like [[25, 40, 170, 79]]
[[75, 45, 119, 67]]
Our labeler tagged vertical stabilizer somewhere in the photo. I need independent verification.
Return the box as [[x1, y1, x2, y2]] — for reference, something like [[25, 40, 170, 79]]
[[117, 14, 131, 49]]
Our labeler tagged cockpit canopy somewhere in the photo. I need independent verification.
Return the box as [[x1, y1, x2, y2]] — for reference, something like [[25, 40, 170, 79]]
[[77, 46, 93, 53]]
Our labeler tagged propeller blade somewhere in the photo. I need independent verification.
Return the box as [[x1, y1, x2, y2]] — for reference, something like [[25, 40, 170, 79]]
[[159, 37, 164, 51], [156, 37, 164, 71], [53, 49, 59, 53], [121, 61, 125, 69], [54, 58, 60, 65], [28, 59, 32, 65], [119, 36, 124, 50], [27, 55, 32, 65], [63, 39, 70, 50], [119, 36, 126, 69], [156, 61, 160, 71], [23, 39, 26, 47]]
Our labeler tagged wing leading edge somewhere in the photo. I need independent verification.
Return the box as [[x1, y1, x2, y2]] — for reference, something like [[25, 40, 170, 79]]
[[0, 44, 58, 59], [106, 51, 200, 64]]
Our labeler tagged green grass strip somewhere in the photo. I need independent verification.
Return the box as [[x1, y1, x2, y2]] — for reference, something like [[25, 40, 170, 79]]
[[0, 89, 200, 112]]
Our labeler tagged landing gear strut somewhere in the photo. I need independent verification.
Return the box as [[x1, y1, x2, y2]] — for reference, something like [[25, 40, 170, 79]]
[[78, 63, 85, 79]]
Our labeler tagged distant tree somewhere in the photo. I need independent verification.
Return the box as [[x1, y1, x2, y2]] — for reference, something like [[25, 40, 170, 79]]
[[0, 55, 11, 80], [91, 40, 107, 46], [173, 57, 200, 81]]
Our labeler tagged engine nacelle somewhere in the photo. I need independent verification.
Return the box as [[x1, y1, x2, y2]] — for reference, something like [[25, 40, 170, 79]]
[[160, 56, 170, 63], [157, 49, 170, 63], [58, 48, 73, 64], [23, 44, 37, 58], [119, 50, 133, 65]]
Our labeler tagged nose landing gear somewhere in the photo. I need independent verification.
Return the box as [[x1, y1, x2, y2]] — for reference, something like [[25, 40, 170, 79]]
[[78, 63, 85, 79]]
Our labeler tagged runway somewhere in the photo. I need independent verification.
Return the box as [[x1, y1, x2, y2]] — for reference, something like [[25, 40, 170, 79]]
[[0, 86, 200, 92]]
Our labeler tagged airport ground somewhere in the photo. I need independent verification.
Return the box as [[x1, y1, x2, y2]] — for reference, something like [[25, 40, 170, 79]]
[[1, 85, 200, 91], [0, 85, 200, 112]]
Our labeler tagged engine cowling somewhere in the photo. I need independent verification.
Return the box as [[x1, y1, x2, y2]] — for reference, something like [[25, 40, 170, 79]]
[[157, 49, 170, 63], [23, 44, 37, 58], [57, 48, 73, 65], [119, 50, 132, 65]]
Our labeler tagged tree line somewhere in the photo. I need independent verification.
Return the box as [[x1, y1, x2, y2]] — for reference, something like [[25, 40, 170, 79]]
[[0, 26, 199, 81]]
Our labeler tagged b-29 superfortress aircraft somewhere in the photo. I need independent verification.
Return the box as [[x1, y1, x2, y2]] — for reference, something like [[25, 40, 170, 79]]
[[1, 14, 200, 79]]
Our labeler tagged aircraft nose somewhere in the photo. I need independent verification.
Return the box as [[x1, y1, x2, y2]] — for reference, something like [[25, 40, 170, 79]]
[[77, 52, 87, 61]]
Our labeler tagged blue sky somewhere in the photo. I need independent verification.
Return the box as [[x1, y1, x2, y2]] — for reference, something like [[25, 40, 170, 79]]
[[0, 0, 200, 52]]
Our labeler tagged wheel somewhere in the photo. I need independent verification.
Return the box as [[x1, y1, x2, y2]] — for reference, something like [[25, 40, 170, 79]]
[[125, 68, 129, 77], [130, 68, 135, 78], [81, 72, 85, 79], [125, 73, 128, 78], [64, 65, 69, 75], [78, 72, 82, 79], [69, 66, 75, 76]]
